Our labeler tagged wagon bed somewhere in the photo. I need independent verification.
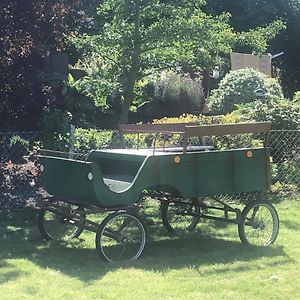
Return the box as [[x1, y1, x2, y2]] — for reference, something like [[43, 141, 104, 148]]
[[38, 122, 271, 207]]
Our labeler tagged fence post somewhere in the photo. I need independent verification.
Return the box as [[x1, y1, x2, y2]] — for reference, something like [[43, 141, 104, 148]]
[[69, 125, 75, 159]]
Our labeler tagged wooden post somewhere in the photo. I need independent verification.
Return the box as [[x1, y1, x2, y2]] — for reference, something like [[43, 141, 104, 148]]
[[69, 124, 75, 159]]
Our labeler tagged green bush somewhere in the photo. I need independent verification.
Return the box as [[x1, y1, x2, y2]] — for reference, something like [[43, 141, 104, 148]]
[[152, 113, 261, 150], [269, 181, 299, 198], [236, 98, 300, 130], [74, 128, 145, 152], [39, 109, 72, 151], [74, 129, 113, 152], [209, 68, 283, 114], [292, 91, 300, 104], [235, 98, 300, 166], [8, 135, 29, 163], [275, 161, 300, 188], [139, 71, 205, 121]]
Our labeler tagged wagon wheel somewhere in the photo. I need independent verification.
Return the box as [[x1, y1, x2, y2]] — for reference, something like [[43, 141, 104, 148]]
[[38, 201, 86, 241], [238, 200, 279, 246], [95, 211, 146, 262], [161, 198, 200, 233]]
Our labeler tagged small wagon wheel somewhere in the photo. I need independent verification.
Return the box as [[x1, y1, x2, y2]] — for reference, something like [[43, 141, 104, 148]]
[[95, 211, 146, 262], [38, 201, 86, 241], [161, 198, 200, 233], [238, 200, 279, 246]]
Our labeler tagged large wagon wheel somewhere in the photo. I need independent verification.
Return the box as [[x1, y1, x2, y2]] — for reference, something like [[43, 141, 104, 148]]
[[161, 198, 200, 233], [95, 211, 146, 262], [38, 201, 86, 241], [238, 200, 279, 246]]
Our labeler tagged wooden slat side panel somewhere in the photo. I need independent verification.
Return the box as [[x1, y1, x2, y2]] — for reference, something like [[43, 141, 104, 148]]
[[185, 122, 272, 138], [119, 122, 198, 134], [120, 122, 271, 136]]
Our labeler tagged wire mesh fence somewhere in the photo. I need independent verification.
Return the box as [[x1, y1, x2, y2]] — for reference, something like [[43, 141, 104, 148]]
[[0, 129, 299, 212], [0, 132, 44, 211], [269, 130, 300, 188], [0, 131, 41, 163]]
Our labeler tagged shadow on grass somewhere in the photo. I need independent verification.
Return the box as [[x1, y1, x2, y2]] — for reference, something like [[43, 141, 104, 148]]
[[281, 220, 300, 231], [141, 236, 290, 271], [0, 209, 292, 283], [0, 270, 26, 285], [0, 260, 28, 284]]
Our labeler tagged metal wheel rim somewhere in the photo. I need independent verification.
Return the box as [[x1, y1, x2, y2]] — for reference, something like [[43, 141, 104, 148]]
[[42, 202, 84, 240], [99, 213, 146, 262], [242, 204, 279, 246], [166, 202, 199, 232]]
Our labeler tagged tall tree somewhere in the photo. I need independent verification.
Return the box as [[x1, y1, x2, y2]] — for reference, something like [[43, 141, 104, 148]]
[[71, 0, 284, 124], [204, 0, 300, 97]]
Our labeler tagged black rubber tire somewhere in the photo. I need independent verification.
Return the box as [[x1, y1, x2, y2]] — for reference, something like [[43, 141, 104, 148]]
[[38, 203, 85, 241], [238, 200, 279, 246], [95, 211, 146, 262], [161, 199, 200, 233]]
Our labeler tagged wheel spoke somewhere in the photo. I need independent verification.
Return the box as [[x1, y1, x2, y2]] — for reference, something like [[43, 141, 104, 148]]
[[38, 201, 85, 240], [96, 212, 146, 262], [238, 201, 279, 246], [162, 200, 200, 233]]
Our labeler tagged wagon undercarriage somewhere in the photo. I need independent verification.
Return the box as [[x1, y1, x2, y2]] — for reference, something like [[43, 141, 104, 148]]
[[36, 122, 280, 262], [37, 191, 279, 262]]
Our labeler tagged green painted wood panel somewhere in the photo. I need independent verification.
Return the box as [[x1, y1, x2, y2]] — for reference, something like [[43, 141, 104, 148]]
[[39, 148, 270, 208]]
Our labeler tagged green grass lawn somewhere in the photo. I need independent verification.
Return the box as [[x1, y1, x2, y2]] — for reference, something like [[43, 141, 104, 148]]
[[1, 196, 300, 300]]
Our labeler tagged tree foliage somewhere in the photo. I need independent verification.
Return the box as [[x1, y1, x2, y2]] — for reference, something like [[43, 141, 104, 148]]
[[70, 0, 284, 124], [204, 0, 300, 97], [0, 0, 93, 130], [70, 0, 234, 123], [0, 0, 286, 130]]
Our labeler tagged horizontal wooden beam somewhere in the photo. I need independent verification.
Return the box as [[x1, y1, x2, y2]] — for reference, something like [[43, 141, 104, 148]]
[[119, 122, 198, 134], [185, 122, 272, 138], [120, 122, 271, 136], [119, 122, 272, 152]]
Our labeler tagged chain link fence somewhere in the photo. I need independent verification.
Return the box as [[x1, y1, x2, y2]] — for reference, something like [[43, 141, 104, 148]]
[[269, 130, 300, 191], [0, 129, 299, 212], [0, 132, 43, 211]]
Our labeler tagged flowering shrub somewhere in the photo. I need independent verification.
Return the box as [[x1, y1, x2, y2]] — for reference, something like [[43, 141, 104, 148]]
[[139, 71, 205, 121]]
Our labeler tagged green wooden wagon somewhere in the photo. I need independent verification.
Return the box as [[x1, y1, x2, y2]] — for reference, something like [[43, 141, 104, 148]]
[[37, 122, 279, 262]]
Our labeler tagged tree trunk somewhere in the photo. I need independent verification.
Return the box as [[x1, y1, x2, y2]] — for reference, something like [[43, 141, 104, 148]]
[[119, 88, 134, 124], [118, 1, 141, 125]]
